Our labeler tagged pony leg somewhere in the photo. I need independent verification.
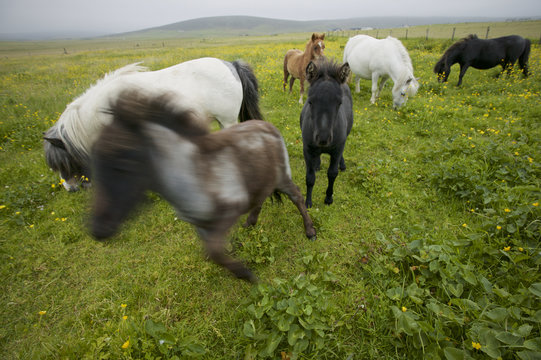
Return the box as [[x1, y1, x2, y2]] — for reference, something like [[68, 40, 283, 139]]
[[279, 181, 316, 240], [197, 225, 257, 282], [324, 150, 343, 205], [339, 155, 346, 171], [298, 78, 304, 104], [370, 73, 380, 103], [457, 64, 469, 86], [283, 71, 289, 92], [289, 77, 295, 93], [355, 75, 361, 93], [244, 205, 262, 227], [303, 149, 318, 208], [377, 76, 388, 100]]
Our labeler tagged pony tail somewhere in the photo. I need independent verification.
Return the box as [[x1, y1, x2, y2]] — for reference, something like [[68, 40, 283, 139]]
[[232, 60, 264, 121]]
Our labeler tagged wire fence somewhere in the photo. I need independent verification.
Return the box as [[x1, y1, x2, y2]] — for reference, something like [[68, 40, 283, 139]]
[[326, 21, 541, 42]]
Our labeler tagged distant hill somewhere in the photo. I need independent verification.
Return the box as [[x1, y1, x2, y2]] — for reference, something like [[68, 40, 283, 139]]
[[108, 15, 513, 39]]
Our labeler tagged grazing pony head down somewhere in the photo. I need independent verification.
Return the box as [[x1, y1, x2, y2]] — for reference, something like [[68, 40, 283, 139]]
[[91, 90, 315, 282], [44, 58, 262, 192], [433, 35, 478, 83], [433, 34, 530, 86]]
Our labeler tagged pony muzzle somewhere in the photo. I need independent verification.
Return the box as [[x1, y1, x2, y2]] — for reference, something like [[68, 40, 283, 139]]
[[314, 131, 333, 147]]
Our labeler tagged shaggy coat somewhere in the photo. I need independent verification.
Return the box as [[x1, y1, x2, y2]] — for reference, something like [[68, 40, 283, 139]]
[[91, 90, 315, 282]]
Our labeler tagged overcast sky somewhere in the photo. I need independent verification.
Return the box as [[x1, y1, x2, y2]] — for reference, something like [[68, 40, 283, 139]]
[[1, 0, 540, 36]]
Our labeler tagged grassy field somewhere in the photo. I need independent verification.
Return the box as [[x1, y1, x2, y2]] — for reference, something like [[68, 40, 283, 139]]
[[1, 28, 540, 359]]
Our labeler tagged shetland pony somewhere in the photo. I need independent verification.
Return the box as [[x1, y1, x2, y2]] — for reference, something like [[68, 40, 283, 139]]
[[434, 34, 530, 86], [300, 59, 353, 208], [44, 57, 262, 192], [90, 89, 316, 282], [283, 33, 326, 104], [343, 35, 419, 108]]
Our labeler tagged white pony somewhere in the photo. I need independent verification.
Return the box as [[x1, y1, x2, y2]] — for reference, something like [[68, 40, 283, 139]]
[[44, 57, 262, 191], [343, 35, 419, 108]]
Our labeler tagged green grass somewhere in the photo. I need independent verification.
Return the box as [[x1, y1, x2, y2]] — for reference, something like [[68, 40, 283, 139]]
[[1, 33, 540, 359]]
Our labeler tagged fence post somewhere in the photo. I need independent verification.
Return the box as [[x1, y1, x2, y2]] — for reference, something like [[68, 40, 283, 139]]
[[405, 28, 408, 40], [451, 27, 456, 41], [426, 28, 429, 40], [485, 26, 490, 39]]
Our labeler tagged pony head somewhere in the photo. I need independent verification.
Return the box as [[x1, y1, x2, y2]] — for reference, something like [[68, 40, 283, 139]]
[[434, 57, 450, 83], [311, 33, 326, 58], [43, 127, 90, 192], [392, 77, 420, 109], [305, 59, 350, 146]]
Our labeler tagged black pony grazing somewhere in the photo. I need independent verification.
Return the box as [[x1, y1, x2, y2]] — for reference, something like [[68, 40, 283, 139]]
[[434, 34, 531, 86], [300, 59, 353, 208], [90, 90, 316, 282]]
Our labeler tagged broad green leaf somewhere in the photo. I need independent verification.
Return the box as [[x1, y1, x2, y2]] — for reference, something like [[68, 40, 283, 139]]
[[528, 283, 541, 298], [485, 307, 508, 322], [277, 315, 293, 332], [514, 324, 533, 337], [523, 338, 541, 351], [263, 332, 283, 357], [386, 286, 404, 301], [288, 324, 304, 346], [443, 346, 465, 360], [495, 331, 522, 345], [517, 350, 541, 360], [243, 320, 255, 338]]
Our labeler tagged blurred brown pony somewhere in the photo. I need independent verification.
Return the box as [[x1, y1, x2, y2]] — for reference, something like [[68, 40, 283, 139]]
[[283, 33, 325, 104], [90, 89, 316, 282]]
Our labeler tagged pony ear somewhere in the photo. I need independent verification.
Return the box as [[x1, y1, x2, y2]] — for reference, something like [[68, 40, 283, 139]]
[[44, 136, 66, 150], [321, 33, 325, 40], [405, 78, 412, 85], [338, 62, 351, 83], [306, 61, 318, 83]]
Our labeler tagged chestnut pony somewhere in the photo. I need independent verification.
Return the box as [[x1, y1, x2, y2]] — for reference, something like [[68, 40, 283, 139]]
[[283, 33, 325, 104]]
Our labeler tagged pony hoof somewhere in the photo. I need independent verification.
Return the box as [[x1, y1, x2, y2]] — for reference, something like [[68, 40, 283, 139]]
[[324, 197, 333, 205]]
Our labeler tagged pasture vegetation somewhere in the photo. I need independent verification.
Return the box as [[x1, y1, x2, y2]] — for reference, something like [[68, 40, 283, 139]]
[[1, 30, 540, 359]]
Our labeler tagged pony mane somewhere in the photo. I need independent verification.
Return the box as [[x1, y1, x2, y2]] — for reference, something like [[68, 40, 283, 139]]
[[444, 34, 478, 56], [386, 36, 413, 71], [110, 90, 209, 138]]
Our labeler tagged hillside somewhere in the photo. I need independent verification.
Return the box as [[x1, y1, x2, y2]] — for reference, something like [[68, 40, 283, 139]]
[[109, 15, 512, 39]]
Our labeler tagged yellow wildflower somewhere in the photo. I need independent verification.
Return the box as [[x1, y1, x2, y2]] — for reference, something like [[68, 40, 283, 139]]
[[0, 205, 6, 209], [518, 247, 524, 252], [462, 223, 467, 227], [401, 306, 407, 312], [121, 339, 130, 349], [122, 315, 128, 320], [38, 310, 46, 316], [503, 246, 511, 251], [504, 208, 511, 213], [496, 225, 502, 230], [472, 342, 481, 350], [533, 202, 539, 207], [121, 303, 127, 308]]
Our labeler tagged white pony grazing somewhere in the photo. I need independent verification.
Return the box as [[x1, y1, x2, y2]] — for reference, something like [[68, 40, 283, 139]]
[[44, 57, 262, 191], [343, 35, 419, 108]]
